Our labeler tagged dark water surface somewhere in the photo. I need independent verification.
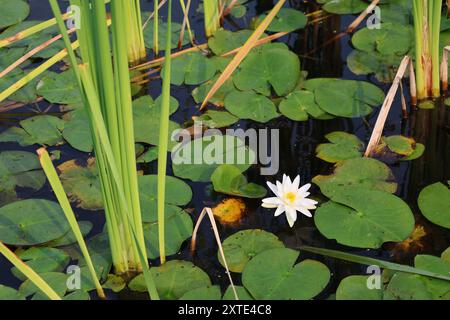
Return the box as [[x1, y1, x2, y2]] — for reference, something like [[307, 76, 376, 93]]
[[0, 0, 449, 299]]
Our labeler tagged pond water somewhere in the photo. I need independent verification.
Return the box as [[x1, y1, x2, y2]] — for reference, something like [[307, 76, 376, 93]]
[[0, 0, 449, 300]]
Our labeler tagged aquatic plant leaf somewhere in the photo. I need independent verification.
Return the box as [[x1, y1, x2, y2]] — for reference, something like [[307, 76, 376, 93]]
[[179, 286, 222, 300], [382, 135, 415, 156], [224, 90, 279, 123], [0, 47, 29, 71], [0, 199, 70, 245], [44, 221, 93, 247], [143, 209, 193, 259], [144, 19, 191, 50], [164, 52, 217, 85], [219, 229, 284, 273], [58, 159, 103, 211], [223, 285, 253, 300], [233, 43, 300, 97], [318, 0, 367, 14], [129, 260, 211, 299], [172, 134, 255, 182], [347, 50, 402, 83], [194, 110, 239, 128], [208, 29, 254, 56], [211, 164, 266, 198], [0, 285, 24, 300], [19, 272, 68, 300], [336, 276, 382, 300], [103, 274, 126, 293], [255, 8, 307, 32], [242, 248, 330, 299], [351, 23, 413, 55], [36, 70, 82, 105], [279, 90, 329, 121], [315, 187, 415, 248], [315, 131, 364, 163], [62, 107, 93, 152], [313, 157, 397, 198], [0, 151, 45, 205], [0, 0, 29, 29], [418, 182, 450, 229], [212, 198, 247, 225], [63, 291, 90, 300], [11, 247, 70, 281], [0, 68, 40, 103], [192, 74, 238, 107], [305, 79, 385, 118]]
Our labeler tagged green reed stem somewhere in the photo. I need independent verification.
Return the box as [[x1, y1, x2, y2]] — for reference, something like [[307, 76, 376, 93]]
[[203, 0, 220, 37]]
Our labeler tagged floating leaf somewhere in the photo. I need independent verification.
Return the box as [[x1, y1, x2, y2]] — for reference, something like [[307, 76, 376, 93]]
[[44, 221, 93, 247], [313, 157, 397, 198], [242, 248, 330, 300], [223, 285, 253, 300], [336, 276, 382, 300], [164, 52, 217, 85], [194, 110, 239, 128], [315, 187, 415, 248], [219, 229, 284, 273], [129, 260, 211, 300], [315, 131, 364, 163], [62, 107, 93, 152], [36, 70, 82, 105], [192, 74, 238, 107], [279, 90, 329, 121], [224, 90, 279, 123], [144, 19, 191, 50], [19, 272, 67, 300], [0, 199, 70, 245], [347, 50, 402, 83], [418, 182, 450, 229], [137, 146, 159, 163], [208, 29, 254, 55], [0, 285, 24, 300], [382, 135, 415, 156], [172, 134, 255, 182], [0, 0, 30, 29], [211, 164, 266, 198], [179, 286, 222, 300], [318, 0, 367, 14], [233, 43, 300, 96], [401, 143, 425, 161], [255, 8, 307, 32], [103, 274, 126, 293]]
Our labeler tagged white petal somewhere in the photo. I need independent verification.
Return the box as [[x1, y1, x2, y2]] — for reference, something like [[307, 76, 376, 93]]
[[295, 206, 313, 217], [262, 202, 278, 209], [262, 197, 281, 206], [266, 181, 280, 197], [298, 183, 311, 194], [292, 175, 300, 191], [276, 180, 284, 194], [295, 198, 318, 208], [274, 205, 285, 217], [285, 206, 297, 227]]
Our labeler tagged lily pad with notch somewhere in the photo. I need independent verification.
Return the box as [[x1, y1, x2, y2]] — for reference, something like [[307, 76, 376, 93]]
[[418, 182, 450, 229], [224, 90, 279, 123], [315, 131, 364, 163], [279, 90, 330, 121]]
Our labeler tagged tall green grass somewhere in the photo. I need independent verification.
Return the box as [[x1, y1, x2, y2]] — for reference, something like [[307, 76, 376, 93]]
[[203, 0, 220, 37]]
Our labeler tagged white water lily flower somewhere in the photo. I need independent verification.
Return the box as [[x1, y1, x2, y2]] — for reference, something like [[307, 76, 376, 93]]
[[262, 174, 318, 227]]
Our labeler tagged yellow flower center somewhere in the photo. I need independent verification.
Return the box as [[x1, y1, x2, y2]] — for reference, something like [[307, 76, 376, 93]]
[[284, 192, 296, 204]]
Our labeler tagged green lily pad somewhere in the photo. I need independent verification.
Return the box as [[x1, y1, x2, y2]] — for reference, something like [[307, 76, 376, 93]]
[[36, 70, 82, 105], [382, 135, 415, 156], [0, 199, 70, 245], [62, 107, 93, 153], [224, 90, 279, 123], [315, 131, 364, 163], [194, 110, 239, 128], [336, 276, 382, 300], [0, 285, 24, 300], [347, 50, 402, 83], [211, 164, 266, 198], [233, 43, 300, 96], [144, 19, 191, 50], [208, 29, 254, 55], [315, 187, 415, 248], [0, 151, 46, 205], [351, 23, 413, 55], [129, 260, 211, 300], [103, 274, 126, 293], [219, 229, 284, 273], [418, 182, 450, 229], [172, 134, 255, 182], [143, 209, 193, 259], [318, 0, 367, 14], [304, 78, 385, 118], [255, 8, 307, 33], [222, 285, 254, 300], [0, 68, 41, 103], [19, 272, 68, 300], [179, 286, 222, 300], [164, 51, 217, 85], [242, 248, 330, 300], [63, 291, 91, 300], [44, 221, 93, 247], [11, 247, 70, 281], [0, 0, 30, 29], [313, 157, 397, 198], [192, 74, 238, 107], [137, 146, 159, 163], [279, 90, 329, 121]]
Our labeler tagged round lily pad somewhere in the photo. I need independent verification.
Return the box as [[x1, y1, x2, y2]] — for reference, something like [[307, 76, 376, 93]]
[[0, 285, 24, 300], [336, 276, 382, 300], [19, 272, 68, 300], [0, 199, 70, 245], [144, 19, 191, 50], [279, 90, 328, 121], [224, 90, 279, 123], [194, 110, 239, 129], [36, 70, 81, 105], [179, 286, 222, 300], [0, 0, 30, 29], [382, 135, 415, 156], [418, 182, 450, 229], [164, 51, 217, 85], [62, 107, 93, 152], [315, 187, 415, 248], [208, 29, 254, 55], [315, 131, 364, 163], [318, 0, 367, 14], [192, 74, 238, 107], [44, 221, 93, 247], [256, 8, 307, 33], [242, 248, 330, 300], [219, 229, 285, 273], [129, 260, 211, 299], [223, 285, 253, 300]]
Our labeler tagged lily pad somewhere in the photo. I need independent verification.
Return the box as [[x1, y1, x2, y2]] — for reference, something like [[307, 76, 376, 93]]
[[137, 146, 159, 163], [179, 286, 222, 300], [316, 131, 364, 163], [223, 285, 254, 300], [347, 50, 402, 83], [255, 8, 307, 33], [279, 90, 329, 121], [318, 0, 367, 14], [313, 157, 397, 198], [172, 134, 255, 182], [401, 143, 425, 161], [0, 151, 46, 205], [208, 29, 254, 55], [242, 248, 330, 300], [336, 276, 382, 300], [19, 272, 68, 300], [224, 90, 279, 123], [0, 285, 24, 300], [192, 74, 238, 107], [62, 107, 93, 152], [418, 182, 450, 229], [0, 199, 70, 245], [314, 187, 415, 248], [44, 221, 93, 247], [36, 70, 81, 105], [129, 260, 211, 300], [211, 164, 267, 198], [193, 110, 239, 128], [382, 135, 415, 156], [164, 51, 217, 85], [219, 229, 284, 273], [0, 0, 30, 29], [233, 43, 300, 96], [144, 19, 191, 50]]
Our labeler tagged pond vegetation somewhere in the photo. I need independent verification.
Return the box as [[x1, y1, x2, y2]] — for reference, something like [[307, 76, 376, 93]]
[[0, 0, 449, 300]]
